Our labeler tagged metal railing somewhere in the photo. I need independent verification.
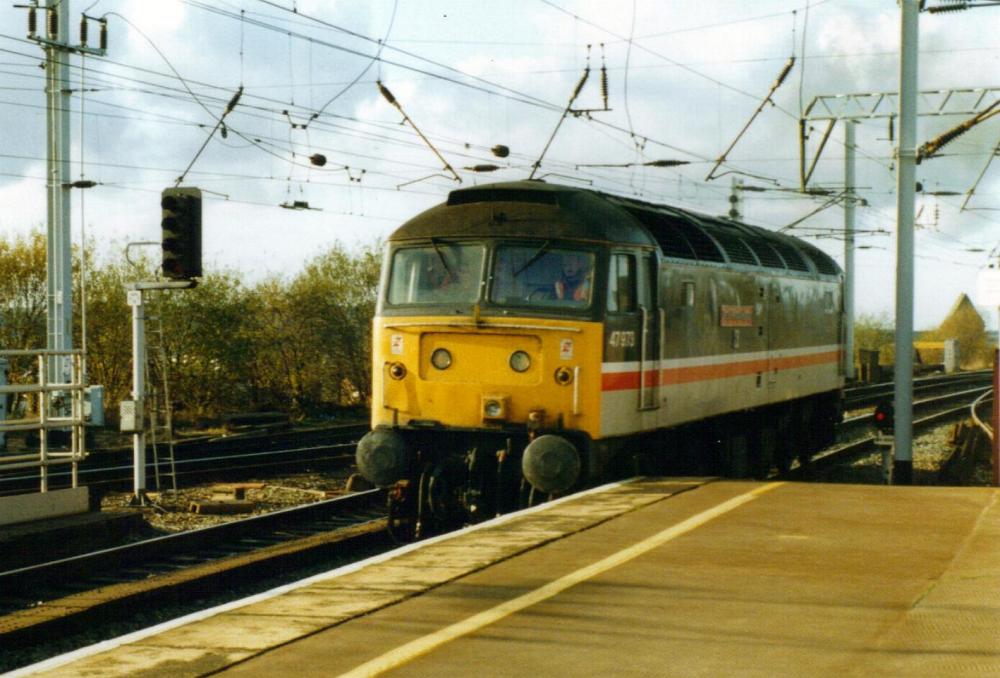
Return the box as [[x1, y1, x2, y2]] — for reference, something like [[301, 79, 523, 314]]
[[0, 349, 88, 491]]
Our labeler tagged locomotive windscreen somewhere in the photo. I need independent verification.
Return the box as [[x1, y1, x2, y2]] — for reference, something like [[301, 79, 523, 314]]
[[386, 243, 485, 305], [490, 244, 595, 308]]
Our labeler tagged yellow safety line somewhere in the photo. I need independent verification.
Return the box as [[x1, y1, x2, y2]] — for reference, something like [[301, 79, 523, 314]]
[[337, 481, 784, 678]]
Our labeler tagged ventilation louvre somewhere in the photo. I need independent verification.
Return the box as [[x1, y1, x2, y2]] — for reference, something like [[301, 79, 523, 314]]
[[447, 189, 559, 207]]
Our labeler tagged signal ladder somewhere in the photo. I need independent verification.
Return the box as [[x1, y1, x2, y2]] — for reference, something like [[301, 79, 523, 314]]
[[144, 293, 178, 494]]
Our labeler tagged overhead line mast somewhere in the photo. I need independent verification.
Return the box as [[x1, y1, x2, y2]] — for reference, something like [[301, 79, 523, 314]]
[[17, 0, 106, 384]]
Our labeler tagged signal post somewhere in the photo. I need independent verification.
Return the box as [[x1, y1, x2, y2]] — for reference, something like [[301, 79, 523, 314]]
[[123, 187, 201, 504]]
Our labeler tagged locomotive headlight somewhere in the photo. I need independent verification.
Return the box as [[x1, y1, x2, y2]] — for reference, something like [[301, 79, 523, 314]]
[[482, 395, 508, 421], [430, 348, 452, 370], [388, 362, 407, 380], [509, 350, 531, 373]]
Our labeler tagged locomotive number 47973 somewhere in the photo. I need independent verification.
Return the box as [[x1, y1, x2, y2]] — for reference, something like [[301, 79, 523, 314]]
[[608, 330, 636, 348]]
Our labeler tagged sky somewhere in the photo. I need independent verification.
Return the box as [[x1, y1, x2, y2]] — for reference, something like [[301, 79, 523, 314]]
[[1, 0, 999, 329]]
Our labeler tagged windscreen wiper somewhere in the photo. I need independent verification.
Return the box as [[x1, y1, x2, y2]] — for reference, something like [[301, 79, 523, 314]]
[[513, 240, 550, 278], [430, 238, 454, 277]]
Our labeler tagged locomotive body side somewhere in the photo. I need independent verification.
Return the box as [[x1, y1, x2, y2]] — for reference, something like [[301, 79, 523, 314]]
[[600, 260, 842, 437]]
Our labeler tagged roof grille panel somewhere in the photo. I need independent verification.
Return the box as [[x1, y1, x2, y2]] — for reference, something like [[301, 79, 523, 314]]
[[744, 240, 786, 268], [447, 188, 559, 207], [798, 244, 840, 276], [768, 240, 811, 272], [705, 229, 758, 266], [624, 208, 698, 260]]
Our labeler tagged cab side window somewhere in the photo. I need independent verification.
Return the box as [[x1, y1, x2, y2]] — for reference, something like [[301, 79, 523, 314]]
[[607, 253, 636, 312]]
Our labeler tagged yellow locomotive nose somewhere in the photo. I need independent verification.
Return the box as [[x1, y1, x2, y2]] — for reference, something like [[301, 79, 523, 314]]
[[374, 318, 600, 434], [421, 332, 541, 385]]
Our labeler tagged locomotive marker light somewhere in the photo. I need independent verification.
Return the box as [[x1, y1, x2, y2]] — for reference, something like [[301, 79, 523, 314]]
[[522, 434, 581, 494], [161, 187, 203, 281], [482, 395, 509, 421], [554, 366, 574, 385], [356, 428, 410, 488]]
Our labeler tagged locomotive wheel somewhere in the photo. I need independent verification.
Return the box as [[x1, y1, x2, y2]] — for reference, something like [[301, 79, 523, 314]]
[[773, 411, 795, 474], [796, 400, 816, 468], [748, 422, 777, 479], [386, 483, 417, 543]]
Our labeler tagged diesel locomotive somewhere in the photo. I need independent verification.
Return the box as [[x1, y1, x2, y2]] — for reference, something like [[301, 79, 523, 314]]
[[356, 181, 843, 538]]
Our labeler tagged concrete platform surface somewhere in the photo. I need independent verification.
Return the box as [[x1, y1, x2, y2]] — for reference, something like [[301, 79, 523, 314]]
[[15, 479, 1000, 677]]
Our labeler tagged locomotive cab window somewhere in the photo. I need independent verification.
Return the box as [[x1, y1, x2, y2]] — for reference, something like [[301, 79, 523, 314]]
[[490, 244, 594, 308], [386, 243, 484, 305], [607, 253, 636, 313]]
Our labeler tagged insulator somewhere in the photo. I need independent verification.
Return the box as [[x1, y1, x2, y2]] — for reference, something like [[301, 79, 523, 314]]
[[80, 16, 88, 46], [99, 19, 107, 50], [888, 115, 895, 143], [224, 86, 243, 113], [27, 6, 37, 36], [309, 153, 327, 167], [466, 164, 500, 172], [491, 144, 510, 158], [600, 66, 608, 108], [927, 123, 972, 155], [773, 57, 795, 88], [928, 1, 968, 12], [572, 68, 590, 100], [47, 7, 57, 40], [377, 81, 397, 105], [644, 159, 690, 167]]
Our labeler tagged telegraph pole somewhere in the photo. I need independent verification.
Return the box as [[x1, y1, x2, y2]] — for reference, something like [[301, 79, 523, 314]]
[[893, 0, 920, 485]]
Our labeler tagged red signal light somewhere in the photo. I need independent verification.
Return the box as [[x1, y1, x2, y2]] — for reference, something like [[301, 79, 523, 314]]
[[873, 399, 894, 433]]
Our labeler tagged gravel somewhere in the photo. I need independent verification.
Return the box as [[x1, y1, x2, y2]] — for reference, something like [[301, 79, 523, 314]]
[[820, 421, 992, 485], [99, 468, 358, 533]]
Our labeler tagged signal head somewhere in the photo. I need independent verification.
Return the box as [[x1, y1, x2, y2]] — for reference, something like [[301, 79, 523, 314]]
[[873, 399, 895, 434], [160, 186, 203, 280]]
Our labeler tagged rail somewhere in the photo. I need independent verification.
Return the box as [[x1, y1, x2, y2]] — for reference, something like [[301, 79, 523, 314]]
[[970, 388, 994, 442], [0, 349, 88, 491]]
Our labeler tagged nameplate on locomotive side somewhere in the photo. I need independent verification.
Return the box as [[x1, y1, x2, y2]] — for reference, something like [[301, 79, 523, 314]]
[[719, 305, 754, 327]]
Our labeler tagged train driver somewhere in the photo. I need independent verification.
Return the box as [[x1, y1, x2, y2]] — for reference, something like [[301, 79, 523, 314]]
[[554, 253, 592, 302]]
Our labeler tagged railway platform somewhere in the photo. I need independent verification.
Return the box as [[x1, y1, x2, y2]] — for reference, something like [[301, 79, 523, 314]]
[[15, 478, 1000, 677]]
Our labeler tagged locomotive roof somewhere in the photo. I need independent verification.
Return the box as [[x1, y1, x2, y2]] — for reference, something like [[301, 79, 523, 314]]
[[390, 180, 841, 278]]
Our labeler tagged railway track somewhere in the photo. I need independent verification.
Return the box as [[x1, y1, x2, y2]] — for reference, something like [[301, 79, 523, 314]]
[[841, 370, 991, 411], [0, 488, 389, 656], [0, 422, 369, 497], [791, 385, 992, 480]]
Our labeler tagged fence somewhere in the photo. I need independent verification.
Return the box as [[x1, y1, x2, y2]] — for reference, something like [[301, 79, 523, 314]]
[[0, 349, 88, 491]]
